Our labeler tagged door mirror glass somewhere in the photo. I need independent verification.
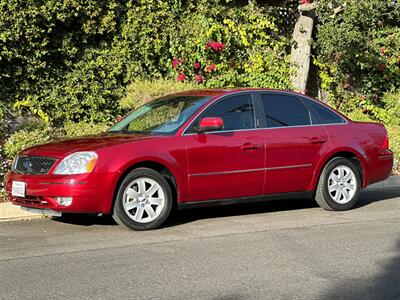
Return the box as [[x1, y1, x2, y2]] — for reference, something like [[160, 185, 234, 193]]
[[196, 117, 224, 133]]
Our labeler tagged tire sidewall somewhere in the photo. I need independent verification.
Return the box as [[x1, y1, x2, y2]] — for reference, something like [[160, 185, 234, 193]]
[[320, 158, 361, 211], [114, 168, 173, 230]]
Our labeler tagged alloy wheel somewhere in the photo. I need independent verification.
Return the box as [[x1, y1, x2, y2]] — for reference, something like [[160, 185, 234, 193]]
[[122, 177, 165, 223], [327, 165, 357, 204]]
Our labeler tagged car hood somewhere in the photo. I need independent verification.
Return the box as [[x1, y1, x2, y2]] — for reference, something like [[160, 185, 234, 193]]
[[20, 133, 165, 158]]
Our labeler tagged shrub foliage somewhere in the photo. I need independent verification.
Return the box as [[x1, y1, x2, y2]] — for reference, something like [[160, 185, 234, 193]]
[[315, 0, 400, 119], [0, 0, 293, 126]]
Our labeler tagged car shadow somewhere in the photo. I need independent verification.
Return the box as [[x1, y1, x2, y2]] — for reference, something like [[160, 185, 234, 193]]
[[50, 188, 400, 228], [356, 188, 400, 208], [166, 196, 318, 228], [166, 188, 400, 228], [52, 213, 118, 226]]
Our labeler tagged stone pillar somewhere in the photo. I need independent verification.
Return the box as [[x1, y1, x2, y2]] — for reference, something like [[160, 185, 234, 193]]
[[290, 2, 317, 93]]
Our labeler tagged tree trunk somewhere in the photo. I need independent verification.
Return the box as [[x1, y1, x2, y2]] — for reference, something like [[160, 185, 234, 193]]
[[290, 2, 317, 93]]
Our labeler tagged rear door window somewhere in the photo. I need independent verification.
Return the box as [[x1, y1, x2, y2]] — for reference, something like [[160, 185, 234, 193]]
[[260, 94, 311, 128]]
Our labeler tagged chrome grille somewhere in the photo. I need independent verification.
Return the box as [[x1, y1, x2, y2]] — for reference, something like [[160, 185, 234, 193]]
[[14, 156, 57, 175]]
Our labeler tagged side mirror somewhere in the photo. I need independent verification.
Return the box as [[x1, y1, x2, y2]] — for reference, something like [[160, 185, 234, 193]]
[[196, 117, 224, 133]]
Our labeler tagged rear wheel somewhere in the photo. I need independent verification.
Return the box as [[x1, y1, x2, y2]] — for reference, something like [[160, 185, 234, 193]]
[[315, 157, 361, 211], [113, 168, 173, 230]]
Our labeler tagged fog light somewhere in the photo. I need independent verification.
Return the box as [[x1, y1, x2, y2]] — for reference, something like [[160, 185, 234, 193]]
[[55, 197, 73, 206]]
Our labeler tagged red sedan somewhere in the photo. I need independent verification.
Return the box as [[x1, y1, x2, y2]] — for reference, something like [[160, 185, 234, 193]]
[[5, 89, 394, 230]]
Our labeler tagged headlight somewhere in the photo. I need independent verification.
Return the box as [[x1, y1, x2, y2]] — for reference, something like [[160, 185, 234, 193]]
[[54, 152, 98, 175], [12, 156, 19, 171]]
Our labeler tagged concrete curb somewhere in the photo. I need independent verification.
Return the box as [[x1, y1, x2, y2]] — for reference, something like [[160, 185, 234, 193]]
[[0, 202, 42, 222], [0, 176, 399, 222]]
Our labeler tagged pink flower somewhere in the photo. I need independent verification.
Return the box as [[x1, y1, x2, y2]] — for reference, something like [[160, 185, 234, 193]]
[[299, 89, 307, 95], [205, 41, 225, 53], [205, 64, 217, 72], [172, 57, 182, 69], [377, 63, 386, 72], [194, 74, 204, 83], [176, 73, 186, 82], [194, 61, 201, 70], [343, 82, 351, 90], [300, 0, 311, 4]]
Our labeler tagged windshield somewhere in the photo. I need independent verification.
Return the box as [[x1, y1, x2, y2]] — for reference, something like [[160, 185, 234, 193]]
[[108, 95, 211, 134]]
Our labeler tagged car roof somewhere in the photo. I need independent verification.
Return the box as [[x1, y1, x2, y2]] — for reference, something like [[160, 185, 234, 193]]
[[171, 88, 349, 121]]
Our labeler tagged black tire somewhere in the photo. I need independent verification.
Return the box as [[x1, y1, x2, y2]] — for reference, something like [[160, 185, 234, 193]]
[[315, 157, 362, 211], [113, 168, 173, 230]]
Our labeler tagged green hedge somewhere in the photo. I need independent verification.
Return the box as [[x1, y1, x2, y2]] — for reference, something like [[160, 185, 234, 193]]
[[0, 0, 293, 126], [120, 79, 198, 109], [315, 0, 400, 113], [3, 122, 109, 158]]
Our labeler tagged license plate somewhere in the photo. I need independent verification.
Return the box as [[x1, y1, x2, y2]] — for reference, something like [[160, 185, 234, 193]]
[[12, 181, 26, 198]]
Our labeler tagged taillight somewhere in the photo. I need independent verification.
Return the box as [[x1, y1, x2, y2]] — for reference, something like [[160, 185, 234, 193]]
[[382, 130, 389, 150]]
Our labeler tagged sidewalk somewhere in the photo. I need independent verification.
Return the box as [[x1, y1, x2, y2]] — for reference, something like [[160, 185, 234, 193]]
[[0, 202, 42, 222]]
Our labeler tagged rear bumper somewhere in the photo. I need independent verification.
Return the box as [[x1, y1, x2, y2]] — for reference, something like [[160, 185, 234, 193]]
[[363, 150, 394, 187], [4, 171, 119, 214]]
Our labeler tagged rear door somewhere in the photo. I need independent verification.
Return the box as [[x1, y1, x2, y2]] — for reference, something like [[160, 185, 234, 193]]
[[256, 92, 328, 194], [184, 93, 265, 202]]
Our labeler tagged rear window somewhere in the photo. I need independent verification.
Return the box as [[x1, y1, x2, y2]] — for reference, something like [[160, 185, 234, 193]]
[[304, 99, 345, 124]]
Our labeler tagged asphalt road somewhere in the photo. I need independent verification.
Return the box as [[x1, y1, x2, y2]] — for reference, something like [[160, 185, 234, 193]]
[[1, 188, 400, 300]]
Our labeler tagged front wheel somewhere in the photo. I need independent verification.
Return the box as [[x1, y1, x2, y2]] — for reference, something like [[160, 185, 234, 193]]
[[113, 168, 173, 230], [315, 157, 361, 211]]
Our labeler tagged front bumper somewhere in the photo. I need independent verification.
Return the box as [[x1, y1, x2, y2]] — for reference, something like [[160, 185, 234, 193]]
[[4, 171, 119, 214]]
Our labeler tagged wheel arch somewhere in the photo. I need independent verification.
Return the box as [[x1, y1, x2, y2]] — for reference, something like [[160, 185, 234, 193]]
[[311, 149, 367, 191], [109, 159, 183, 213]]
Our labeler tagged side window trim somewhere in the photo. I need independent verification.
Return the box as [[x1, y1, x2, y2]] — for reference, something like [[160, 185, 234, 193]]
[[183, 92, 257, 135]]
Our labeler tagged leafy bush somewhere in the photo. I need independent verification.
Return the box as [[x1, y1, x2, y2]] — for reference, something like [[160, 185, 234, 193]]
[[168, 1, 292, 88], [120, 79, 198, 109], [3, 128, 61, 158], [4, 121, 110, 158], [315, 0, 400, 109], [387, 125, 400, 174], [381, 93, 400, 126], [64, 122, 109, 138], [0, 0, 127, 125], [0, 0, 294, 126]]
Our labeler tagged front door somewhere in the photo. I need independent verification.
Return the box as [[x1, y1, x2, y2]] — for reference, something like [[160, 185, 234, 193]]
[[184, 94, 265, 202]]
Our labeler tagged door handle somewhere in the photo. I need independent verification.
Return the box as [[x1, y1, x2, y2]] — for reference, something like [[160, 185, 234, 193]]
[[309, 137, 327, 144], [241, 143, 263, 151]]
